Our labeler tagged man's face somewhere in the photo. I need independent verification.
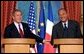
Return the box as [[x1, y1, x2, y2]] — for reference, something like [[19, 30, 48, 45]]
[[13, 11, 22, 23], [58, 10, 68, 22]]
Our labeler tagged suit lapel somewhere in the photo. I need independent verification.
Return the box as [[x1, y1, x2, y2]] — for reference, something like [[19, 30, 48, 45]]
[[21, 23, 26, 37], [12, 23, 20, 37], [59, 21, 64, 36], [68, 20, 72, 30], [67, 20, 72, 34]]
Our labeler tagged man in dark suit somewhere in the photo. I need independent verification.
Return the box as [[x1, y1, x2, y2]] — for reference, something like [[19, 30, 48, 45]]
[[4, 9, 47, 43], [51, 8, 82, 45]]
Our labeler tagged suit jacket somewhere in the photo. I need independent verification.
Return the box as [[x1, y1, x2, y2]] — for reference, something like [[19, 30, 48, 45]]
[[4, 22, 43, 43], [51, 20, 82, 45]]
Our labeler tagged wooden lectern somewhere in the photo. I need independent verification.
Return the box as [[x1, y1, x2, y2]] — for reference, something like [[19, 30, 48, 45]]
[[54, 38, 83, 53], [2, 38, 35, 53]]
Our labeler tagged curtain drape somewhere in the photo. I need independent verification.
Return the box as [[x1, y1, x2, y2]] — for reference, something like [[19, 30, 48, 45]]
[[63, 1, 81, 25], [1, 1, 16, 37]]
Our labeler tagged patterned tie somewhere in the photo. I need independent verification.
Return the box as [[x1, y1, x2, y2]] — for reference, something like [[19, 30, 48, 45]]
[[18, 24, 24, 38], [63, 23, 68, 37]]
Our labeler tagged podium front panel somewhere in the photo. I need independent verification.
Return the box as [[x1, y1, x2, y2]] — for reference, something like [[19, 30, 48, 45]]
[[60, 45, 83, 53], [53, 38, 83, 53], [5, 44, 30, 53], [2, 38, 35, 53]]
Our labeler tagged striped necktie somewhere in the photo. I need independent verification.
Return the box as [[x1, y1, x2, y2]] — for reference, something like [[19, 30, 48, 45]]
[[18, 24, 24, 38]]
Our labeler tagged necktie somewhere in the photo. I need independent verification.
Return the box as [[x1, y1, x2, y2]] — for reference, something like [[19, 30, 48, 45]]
[[63, 23, 68, 37], [64, 23, 67, 29], [18, 24, 24, 38]]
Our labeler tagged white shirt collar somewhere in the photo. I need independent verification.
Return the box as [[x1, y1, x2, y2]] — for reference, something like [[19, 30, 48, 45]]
[[14, 21, 23, 32], [62, 20, 68, 28]]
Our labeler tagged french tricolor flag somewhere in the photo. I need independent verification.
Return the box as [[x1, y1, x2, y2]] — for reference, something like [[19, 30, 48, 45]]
[[44, 1, 55, 53]]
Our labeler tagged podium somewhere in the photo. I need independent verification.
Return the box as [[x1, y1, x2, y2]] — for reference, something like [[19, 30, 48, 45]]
[[54, 38, 83, 53], [2, 38, 35, 53]]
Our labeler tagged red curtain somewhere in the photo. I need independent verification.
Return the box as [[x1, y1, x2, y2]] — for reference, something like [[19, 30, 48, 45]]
[[1, 1, 16, 37], [63, 1, 81, 25]]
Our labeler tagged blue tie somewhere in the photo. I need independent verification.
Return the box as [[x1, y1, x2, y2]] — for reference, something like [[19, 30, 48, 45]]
[[63, 23, 68, 37]]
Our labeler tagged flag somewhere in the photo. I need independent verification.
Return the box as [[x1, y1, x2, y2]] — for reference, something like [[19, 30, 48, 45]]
[[44, 1, 55, 53], [37, 1, 46, 53], [27, 1, 37, 53]]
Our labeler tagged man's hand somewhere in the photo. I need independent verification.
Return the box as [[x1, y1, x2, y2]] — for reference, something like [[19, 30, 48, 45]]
[[43, 40, 50, 44]]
